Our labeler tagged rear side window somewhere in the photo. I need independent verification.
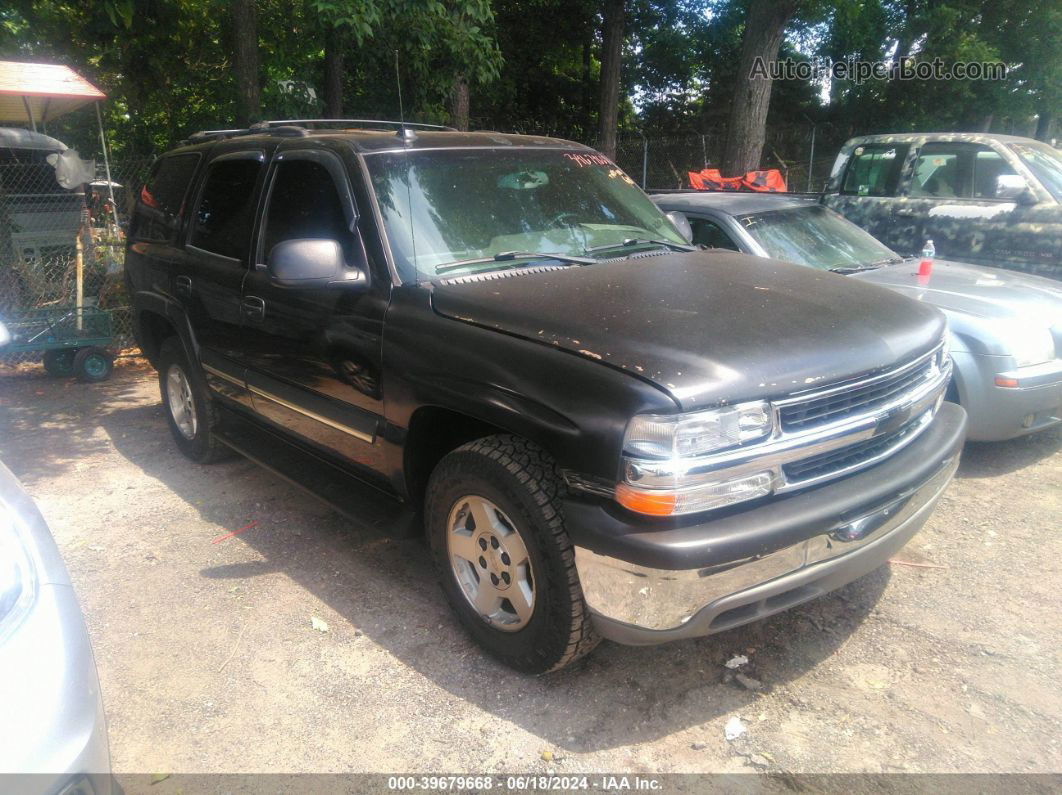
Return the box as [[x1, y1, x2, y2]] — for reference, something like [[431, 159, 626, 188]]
[[841, 144, 908, 196], [133, 153, 199, 241], [909, 142, 1020, 199], [190, 157, 263, 260]]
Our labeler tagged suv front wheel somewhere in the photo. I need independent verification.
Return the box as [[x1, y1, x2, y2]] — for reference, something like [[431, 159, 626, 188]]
[[426, 435, 599, 673], [157, 338, 231, 464]]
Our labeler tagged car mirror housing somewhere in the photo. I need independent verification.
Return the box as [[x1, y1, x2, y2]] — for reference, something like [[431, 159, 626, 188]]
[[995, 174, 1028, 201], [267, 238, 365, 289], [665, 211, 694, 244]]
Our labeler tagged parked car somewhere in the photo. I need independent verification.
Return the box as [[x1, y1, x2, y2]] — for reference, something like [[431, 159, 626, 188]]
[[0, 451, 113, 792], [125, 120, 965, 673], [821, 133, 1062, 279], [653, 192, 1062, 442]]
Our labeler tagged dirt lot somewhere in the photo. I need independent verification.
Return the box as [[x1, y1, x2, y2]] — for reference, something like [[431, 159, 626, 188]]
[[1, 360, 1060, 777]]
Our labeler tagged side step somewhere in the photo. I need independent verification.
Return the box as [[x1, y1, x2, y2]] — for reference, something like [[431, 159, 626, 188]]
[[215, 408, 420, 538]]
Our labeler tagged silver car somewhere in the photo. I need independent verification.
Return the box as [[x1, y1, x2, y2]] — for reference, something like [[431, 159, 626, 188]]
[[0, 459, 113, 793], [653, 192, 1062, 441]]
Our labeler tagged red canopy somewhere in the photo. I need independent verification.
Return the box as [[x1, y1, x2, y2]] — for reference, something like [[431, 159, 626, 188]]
[[0, 61, 106, 125]]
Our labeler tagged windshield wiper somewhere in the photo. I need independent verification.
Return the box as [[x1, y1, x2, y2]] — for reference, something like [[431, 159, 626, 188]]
[[829, 256, 905, 274], [435, 250, 595, 275], [585, 237, 697, 254]]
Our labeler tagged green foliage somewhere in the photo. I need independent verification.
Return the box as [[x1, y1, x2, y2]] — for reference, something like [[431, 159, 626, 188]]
[[0, 0, 1056, 159]]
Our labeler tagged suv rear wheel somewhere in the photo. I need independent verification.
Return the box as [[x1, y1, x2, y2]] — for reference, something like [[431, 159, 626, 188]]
[[157, 338, 231, 463], [426, 435, 599, 673]]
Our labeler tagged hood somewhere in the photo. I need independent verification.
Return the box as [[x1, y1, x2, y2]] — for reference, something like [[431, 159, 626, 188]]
[[431, 251, 945, 410], [852, 259, 1062, 329]]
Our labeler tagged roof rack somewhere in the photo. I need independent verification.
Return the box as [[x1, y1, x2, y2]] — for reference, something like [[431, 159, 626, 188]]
[[182, 118, 456, 145], [258, 118, 457, 132]]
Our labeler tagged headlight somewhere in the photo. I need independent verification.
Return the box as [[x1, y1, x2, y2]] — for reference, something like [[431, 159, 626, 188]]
[[623, 401, 772, 459], [0, 500, 38, 642], [1006, 325, 1055, 367], [618, 402, 775, 516]]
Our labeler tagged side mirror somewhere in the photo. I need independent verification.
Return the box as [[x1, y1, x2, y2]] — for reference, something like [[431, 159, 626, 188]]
[[995, 174, 1029, 201], [665, 211, 693, 244], [267, 239, 365, 288]]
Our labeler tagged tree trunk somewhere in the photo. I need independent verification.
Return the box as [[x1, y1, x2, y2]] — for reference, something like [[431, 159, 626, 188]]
[[450, 76, 470, 131], [597, 0, 625, 159], [324, 28, 344, 118], [719, 0, 799, 177], [1035, 107, 1054, 142], [231, 0, 260, 127]]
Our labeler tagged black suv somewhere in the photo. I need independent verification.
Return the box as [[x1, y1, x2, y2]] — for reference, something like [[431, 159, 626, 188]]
[[125, 120, 966, 673]]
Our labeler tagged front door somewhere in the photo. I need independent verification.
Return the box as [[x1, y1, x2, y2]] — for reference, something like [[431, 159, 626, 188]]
[[239, 148, 388, 479], [902, 141, 1026, 265]]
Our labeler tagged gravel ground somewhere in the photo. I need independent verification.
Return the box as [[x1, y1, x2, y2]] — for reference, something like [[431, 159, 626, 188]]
[[1, 360, 1060, 778]]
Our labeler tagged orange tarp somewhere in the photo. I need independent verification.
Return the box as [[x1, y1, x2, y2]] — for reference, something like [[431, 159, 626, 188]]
[[688, 168, 787, 192]]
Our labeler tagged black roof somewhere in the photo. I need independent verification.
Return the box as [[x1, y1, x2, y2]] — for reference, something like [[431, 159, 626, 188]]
[[175, 119, 590, 155]]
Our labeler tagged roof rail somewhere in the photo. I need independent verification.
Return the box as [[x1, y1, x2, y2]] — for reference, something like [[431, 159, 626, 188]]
[[257, 118, 457, 132], [184, 125, 308, 144]]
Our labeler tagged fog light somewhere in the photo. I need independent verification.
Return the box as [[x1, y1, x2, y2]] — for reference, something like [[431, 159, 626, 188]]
[[616, 471, 775, 517]]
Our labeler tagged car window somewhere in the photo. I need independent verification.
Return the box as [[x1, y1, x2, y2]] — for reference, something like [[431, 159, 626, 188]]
[[689, 217, 739, 250], [262, 158, 353, 263], [972, 149, 1019, 199], [841, 144, 908, 196], [133, 153, 200, 242], [1011, 141, 1062, 201], [739, 205, 899, 269], [190, 157, 263, 260], [909, 142, 1019, 200]]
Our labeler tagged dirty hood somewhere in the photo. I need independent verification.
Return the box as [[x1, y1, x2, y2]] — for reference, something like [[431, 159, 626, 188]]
[[431, 251, 945, 410], [852, 258, 1062, 328]]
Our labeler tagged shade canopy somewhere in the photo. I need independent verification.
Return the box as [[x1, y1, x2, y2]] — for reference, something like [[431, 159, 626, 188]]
[[0, 61, 106, 124]]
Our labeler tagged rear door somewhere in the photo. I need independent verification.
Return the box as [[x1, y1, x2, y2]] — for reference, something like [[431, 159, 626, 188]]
[[238, 147, 388, 477], [182, 149, 269, 393], [126, 152, 201, 302]]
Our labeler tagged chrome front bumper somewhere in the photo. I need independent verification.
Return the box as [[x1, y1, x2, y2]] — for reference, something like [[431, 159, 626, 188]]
[[574, 451, 959, 644]]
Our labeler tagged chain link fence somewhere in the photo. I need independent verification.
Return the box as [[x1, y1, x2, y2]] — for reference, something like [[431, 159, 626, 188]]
[[606, 126, 848, 193], [0, 155, 154, 364]]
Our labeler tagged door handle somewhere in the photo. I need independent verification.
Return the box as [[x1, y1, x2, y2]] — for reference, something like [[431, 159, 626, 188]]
[[175, 275, 192, 297], [241, 295, 265, 320], [895, 208, 917, 217]]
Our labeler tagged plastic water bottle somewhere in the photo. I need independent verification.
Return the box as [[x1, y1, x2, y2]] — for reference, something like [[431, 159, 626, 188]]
[[918, 239, 935, 278]]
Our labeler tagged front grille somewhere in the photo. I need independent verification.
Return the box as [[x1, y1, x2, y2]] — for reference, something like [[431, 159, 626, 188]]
[[782, 415, 926, 483], [779, 352, 937, 431]]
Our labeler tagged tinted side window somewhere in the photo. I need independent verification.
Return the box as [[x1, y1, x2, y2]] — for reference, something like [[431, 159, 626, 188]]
[[841, 144, 908, 196], [689, 217, 739, 250], [263, 159, 352, 262], [190, 158, 262, 259], [133, 153, 199, 241], [972, 148, 1019, 199], [909, 143, 963, 198]]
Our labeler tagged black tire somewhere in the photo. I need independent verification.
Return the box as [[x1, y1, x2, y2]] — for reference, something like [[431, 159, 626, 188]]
[[42, 349, 76, 377], [426, 435, 599, 674], [73, 346, 114, 382], [157, 337, 231, 463]]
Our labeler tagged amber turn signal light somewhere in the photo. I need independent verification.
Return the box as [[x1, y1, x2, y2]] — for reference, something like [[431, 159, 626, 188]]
[[614, 483, 677, 516]]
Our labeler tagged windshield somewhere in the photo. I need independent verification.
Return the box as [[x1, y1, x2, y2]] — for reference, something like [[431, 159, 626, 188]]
[[1010, 142, 1062, 201], [739, 205, 900, 270], [367, 148, 686, 281]]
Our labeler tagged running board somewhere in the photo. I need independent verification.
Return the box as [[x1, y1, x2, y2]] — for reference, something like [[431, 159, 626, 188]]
[[215, 408, 420, 538]]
